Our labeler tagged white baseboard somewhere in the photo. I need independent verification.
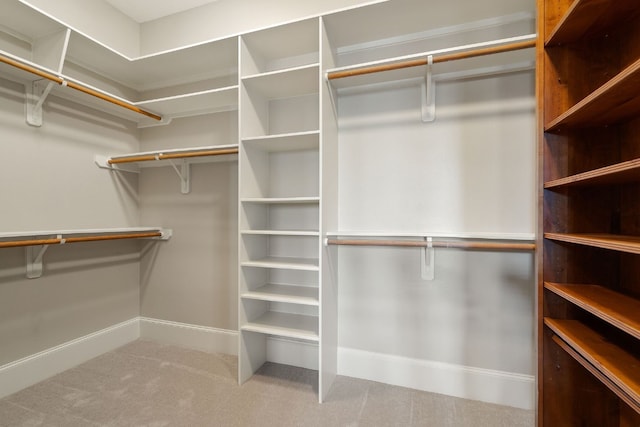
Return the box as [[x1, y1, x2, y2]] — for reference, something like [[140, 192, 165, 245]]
[[0, 318, 139, 399], [338, 347, 535, 410], [139, 317, 238, 355]]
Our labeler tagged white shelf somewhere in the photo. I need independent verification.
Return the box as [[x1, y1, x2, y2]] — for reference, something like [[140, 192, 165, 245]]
[[241, 256, 320, 271], [242, 311, 319, 341], [241, 283, 319, 306], [241, 197, 320, 205], [242, 130, 320, 152], [135, 86, 239, 120], [241, 230, 320, 236], [242, 64, 319, 99]]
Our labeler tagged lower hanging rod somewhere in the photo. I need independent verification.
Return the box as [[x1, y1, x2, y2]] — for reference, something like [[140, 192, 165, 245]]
[[108, 147, 239, 165], [0, 52, 161, 121], [0, 231, 163, 249], [326, 238, 535, 251]]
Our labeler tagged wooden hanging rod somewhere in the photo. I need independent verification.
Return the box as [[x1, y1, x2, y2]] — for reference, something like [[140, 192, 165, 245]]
[[327, 39, 536, 80], [0, 52, 162, 121], [108, 147, 239, 165], [0, 231, 163, 249], [326, 238, 535, 251]]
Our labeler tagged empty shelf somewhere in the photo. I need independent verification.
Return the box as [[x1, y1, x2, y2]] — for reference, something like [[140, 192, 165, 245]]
[[242, 64, 319, 99], [544, 233, 640, 255], [545, 283, 640, 340], [242, 311, 319, 341], [241, 230, 320, 236], [242, 131, 320, 152], [241, 283, 319, 306], [241, 197, 320, 205], [241, 257, 319, 271], [544, 158, 640, 188]]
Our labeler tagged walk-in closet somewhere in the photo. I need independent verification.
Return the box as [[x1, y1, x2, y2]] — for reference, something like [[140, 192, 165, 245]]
[[0, 0, 599, 425]]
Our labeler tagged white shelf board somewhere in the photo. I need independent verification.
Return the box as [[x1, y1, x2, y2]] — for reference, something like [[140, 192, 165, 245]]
[[241, 283, 319, 306], [326, 231, 536, 241], [135, 86, 238, 118], [241, 256, 320, 271], [241, 197, 320, 205], [242, 311, 319, 341], [242, 64, 319, 99], [241, 230, 320, 236], [242, 130, 320, 152], [65, 32, 238, 91]]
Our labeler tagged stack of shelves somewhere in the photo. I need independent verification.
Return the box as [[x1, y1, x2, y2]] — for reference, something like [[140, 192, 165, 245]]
[[238, 17, 323, 388], [539, 0, 640, 424]]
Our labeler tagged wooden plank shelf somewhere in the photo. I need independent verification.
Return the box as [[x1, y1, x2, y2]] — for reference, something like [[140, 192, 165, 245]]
[[545, 283, 640, 340], [545, 318, 640, 411], [545, 0, 639, 46], [241, 283, 319, 306], [544, 158, 640, 188], [545, 57, 640, 131], [242, 311, 319, 341], [544, 233, 640, 255]]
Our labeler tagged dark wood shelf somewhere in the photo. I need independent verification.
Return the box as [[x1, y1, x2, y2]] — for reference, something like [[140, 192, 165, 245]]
[[545, 57, 640, 132], [544, 158, 640, 188], [546, 0, 639, 46], [544, 233, 640, 255], [545, 318, 640, 410], [545, 283, 640, 340]]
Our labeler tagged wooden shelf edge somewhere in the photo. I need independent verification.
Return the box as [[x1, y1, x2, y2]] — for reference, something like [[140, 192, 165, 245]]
[[545, 318, 640, 410], [544, 282, 640, 340], [544, 158, 640, 188], [544, 233, 640, 254]]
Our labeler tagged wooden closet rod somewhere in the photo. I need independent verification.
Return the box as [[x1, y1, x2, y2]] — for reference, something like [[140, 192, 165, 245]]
[[108, 147, 239, 165], [326, 238, 535, 251], [327, 39, 536, 80], [0, 231, 162, 249], [0, 53, 162, 121]]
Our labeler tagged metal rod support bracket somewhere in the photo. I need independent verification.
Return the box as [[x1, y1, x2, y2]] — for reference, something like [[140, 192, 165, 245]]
[[421, 55, 436, 122], [26, 79, 56, 127], [168, 159, 191, 194], [25, 244, 50, 279], [421, 237, 435, 280]]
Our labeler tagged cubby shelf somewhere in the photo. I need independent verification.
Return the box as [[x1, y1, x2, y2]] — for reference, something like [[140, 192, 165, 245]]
[[544, 158, 640, 188], [545, 318, 640, 411], [242, 311, 319, 341], [241, 256, 320, 271], [544, 233, 640, 255], [545, 0, 639, 46], [545, 57, 640, 131], [240, 197, 320, 205], [241, 230, 319, 236], [242, 64, 319, 99], [242, 131, 320, 152], [545, 283, 640, 340], [241, 283, 319, 306]]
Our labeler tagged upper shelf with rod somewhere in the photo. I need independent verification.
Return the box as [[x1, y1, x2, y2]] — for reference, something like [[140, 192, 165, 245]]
[[0, 227, 171, 279]]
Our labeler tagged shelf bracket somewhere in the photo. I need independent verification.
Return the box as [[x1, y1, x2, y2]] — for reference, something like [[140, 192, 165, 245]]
[[26, 79, 56, 127], [421, 55, 436, 123], [420, 237, 435, 280], [325, 76, 339, 120], [25, 243, 51, 279], [94, 155, 140, 174], [168, 159, 191, 194]]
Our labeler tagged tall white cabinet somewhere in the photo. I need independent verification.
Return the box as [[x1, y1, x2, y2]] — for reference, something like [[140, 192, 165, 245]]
[[238, 18, 339, 400]]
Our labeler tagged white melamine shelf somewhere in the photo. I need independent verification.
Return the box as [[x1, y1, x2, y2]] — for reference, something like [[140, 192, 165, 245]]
[[241, 283, 319, 306], [242, 130, 320, 152], [242, 64, 319, 99], [242, 311, 319, 341], [241, 197, 320, 205], [241, 256, 320, 271], [241, 230, 320, 236], [135, 86, 239, 119]]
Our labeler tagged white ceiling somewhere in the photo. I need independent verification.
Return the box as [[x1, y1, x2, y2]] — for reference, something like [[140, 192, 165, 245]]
[[104, 0, 220, 23]]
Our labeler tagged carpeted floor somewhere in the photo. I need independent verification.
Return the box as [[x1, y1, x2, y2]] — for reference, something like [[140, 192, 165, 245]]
[[0, 340, 534, 426]]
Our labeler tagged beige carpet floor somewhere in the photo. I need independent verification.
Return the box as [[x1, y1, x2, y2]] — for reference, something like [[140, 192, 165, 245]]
[[0, 340, 534, 426]]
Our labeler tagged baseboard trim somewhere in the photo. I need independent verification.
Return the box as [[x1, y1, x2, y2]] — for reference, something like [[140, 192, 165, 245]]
[[139, 316, 238, 355], [0, 318, 139, 399], [338, 347, 535, 410]]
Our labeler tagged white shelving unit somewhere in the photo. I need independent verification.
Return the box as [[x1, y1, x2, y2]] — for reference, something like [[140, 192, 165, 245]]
[[238, 16, 337, 401]]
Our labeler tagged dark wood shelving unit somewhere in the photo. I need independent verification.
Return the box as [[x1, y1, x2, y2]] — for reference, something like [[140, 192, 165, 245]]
[[538, 0, 640, 425]]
